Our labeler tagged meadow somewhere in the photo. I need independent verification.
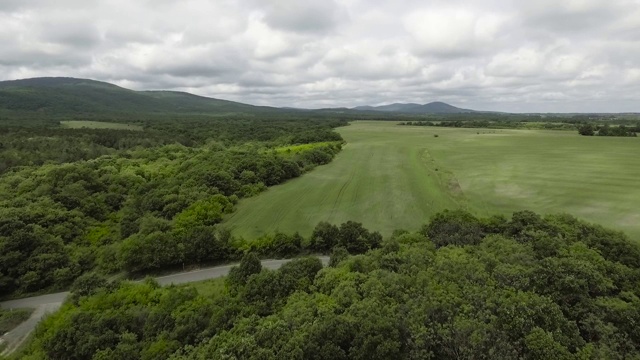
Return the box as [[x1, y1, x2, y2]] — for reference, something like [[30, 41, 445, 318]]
[[60, 120, 143, 130], [224, 121, 640, 239]]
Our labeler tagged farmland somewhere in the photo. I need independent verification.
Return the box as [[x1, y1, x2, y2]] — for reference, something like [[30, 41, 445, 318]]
[[224, 121, 640, 239]]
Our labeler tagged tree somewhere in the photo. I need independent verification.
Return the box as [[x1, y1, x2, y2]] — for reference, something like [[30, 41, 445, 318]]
[[226, 253, 262, 291], [422, 210, 484, 248], [70, 272, 108, 298], [338, 221, 382, 254], [120, 231, 183, 272], [173, 195, 233, 232], [329, 246, 349, 267], [310, 222, 340, 252], [578, 124, 595, 136]]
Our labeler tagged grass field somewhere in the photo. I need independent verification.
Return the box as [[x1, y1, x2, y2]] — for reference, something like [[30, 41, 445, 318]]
[[60, 121, 143, 131], [224, 121, 640, 240]]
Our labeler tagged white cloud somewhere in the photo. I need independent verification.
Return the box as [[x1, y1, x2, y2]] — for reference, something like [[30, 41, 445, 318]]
[[404, 8, 506, 57], [258, 0, 347, 33], [0, 0, 639, 112]]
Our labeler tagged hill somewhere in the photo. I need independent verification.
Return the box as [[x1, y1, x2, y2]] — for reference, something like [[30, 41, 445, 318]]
[[354, 101, 475, 114], [0, 77, 275, 118], [0, 77, 483, 119]]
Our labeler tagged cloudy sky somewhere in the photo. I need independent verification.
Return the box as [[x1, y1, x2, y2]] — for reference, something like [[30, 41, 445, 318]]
[[1, 0, 639, 112]]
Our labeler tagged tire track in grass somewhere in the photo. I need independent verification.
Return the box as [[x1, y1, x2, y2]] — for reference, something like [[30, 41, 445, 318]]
[[349, 150, 370, 207], [270, 178, 315, 232], [328, 164, 356, 223]]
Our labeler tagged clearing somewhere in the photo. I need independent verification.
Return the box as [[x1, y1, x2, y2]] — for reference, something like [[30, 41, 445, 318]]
[[223, 121, 640, 239], [60, 121, 143, 131]]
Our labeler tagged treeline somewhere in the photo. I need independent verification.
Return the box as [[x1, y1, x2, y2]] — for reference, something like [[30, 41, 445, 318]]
[[578, 124, 638, 137], [399, 120, 576, 130], [0, 117, 345, 299], [0, 127, 185, 174], [17, 210, 640, 359], [0, 117, 347, 174], [401, 119, 640, 136]]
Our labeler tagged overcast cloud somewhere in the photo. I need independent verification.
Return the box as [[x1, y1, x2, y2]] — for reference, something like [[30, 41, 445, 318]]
[[1, 0, 639, 112]]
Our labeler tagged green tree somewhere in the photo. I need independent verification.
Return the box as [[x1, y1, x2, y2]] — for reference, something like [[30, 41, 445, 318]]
[[310, 221, 340, 252], [422, 209, 484, 247], [226, 253, 262, 291]]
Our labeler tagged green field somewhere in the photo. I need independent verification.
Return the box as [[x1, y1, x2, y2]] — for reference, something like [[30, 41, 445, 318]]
[[224, 121, 640, 239], [60, 120, 143, 131]]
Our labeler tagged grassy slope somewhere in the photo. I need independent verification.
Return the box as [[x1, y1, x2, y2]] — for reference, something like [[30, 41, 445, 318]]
[[224, 121, 640, 239]]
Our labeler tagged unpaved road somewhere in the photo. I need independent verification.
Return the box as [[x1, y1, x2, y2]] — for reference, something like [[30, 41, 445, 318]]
[[0, 256, 329, 356]]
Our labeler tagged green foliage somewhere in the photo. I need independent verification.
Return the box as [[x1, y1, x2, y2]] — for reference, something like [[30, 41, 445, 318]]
[[597, 124, 638, 137], [0, 114, 344, 297], [0, 307, 33, 333], [422, 209, 484, 247], [308, 221, 382, 254], [578, 124, 595, 136], [329, 246, 350, 267], [69, 272, 108, 299], [310, 222, 340, 252], [20, 211, 640, 359], [225, 253, 262, 291], [173, 195, 232, 231]]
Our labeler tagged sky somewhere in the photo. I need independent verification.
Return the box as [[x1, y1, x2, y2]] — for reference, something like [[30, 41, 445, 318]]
[[1, 0, 639, 112]]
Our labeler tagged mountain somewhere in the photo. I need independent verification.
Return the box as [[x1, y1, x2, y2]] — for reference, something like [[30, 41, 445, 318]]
[[353, 101, 475, 114], [0, 77, 479, 119], [0, 77, 275, 117]]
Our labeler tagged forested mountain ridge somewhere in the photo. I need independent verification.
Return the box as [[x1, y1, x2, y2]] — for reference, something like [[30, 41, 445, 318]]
[[0, 77, 479, 119], [0, 77, 274, 117]]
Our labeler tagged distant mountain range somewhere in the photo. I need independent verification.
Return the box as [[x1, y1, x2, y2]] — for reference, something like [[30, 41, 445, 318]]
[[353, 101, 475, 114], [0, 77, 476, 117], [0, 77, 277, 117]]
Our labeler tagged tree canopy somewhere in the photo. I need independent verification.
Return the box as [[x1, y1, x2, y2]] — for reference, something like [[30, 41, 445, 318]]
[[0, 116, 345, 298], [16, 211, 640, 360]]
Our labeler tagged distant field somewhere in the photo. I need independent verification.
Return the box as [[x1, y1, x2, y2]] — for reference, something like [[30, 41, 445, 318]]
[[60, 121, 143, 131], [224, 121, 640, 240]]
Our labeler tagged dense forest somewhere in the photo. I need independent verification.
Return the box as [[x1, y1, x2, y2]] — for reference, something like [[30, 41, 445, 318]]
[[13, 210, 640, 359], [0, 116, 346, 299]]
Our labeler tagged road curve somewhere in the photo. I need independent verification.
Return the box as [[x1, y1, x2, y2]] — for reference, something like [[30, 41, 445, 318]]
[[0, 256, 329, 356]]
